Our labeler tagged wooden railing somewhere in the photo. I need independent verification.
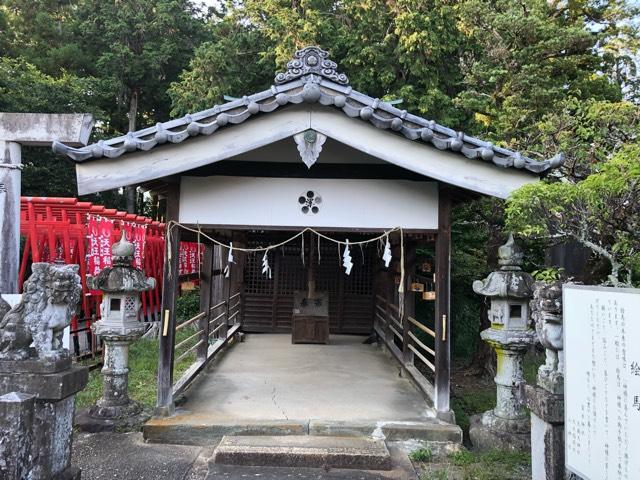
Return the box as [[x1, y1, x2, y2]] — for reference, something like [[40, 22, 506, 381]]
[[171, 294, 242, 398], [374, 294, 437, 402]]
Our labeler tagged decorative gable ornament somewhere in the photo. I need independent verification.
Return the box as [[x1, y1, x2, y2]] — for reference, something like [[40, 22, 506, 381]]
[[274, 46, 349, 85], [294, 129, 327, 169]]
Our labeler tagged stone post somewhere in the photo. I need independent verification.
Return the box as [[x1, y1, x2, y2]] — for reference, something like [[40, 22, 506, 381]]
[[469, 234, 536, 451], [0, 391, 35, 479], [0, 264, 88, 480], [76, 231, 155, 431], [525, 280, 566, 480], [0, 112, 94, 295]]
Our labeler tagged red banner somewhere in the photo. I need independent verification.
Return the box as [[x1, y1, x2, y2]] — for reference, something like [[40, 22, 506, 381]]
[[122, 222, 147, 269], [179, 242, 202, 275], [87, 216, 113, 277]]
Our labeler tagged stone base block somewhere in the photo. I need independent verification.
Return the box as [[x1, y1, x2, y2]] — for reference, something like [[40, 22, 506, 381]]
[[469, 412, 531, 452], [212, 435, 392, 470], [75, 402, 151, 432], [0, 365, 88, 400], [0, 355, 71, 374], [525, 385, 565, 480]]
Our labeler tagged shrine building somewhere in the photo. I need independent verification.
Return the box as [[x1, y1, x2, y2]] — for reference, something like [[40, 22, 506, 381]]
[[54, 47, 561, 437]]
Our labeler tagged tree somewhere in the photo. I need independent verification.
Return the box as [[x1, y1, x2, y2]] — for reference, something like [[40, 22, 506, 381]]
[[0, 57, 113, 200], [455, 0, 633, 142], [170, 0, 469, 126], [506, 142, 640, 286], [76, 0, 207, 211]]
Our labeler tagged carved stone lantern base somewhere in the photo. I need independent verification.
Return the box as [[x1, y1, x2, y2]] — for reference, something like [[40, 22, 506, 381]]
[[75, 329, 150, 432], [76, 400, 150, 433], [469, 410, 531, 452]]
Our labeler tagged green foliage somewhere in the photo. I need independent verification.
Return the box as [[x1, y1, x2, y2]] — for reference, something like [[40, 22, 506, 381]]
[[169, 0, 469, 126], [0, 57, 106, 114], [531, 267, 564, 282], [457, 0, 631, 141], [1, 0, 207, 211], [421, 469, 450, 480], [76, 0, 207, 132], [449, 449, 475, 467], [410, 447, 434, 463], [506, 143, 640, 285], [451, 389, 495, 432], [176, 289, 201, 322], [417, 448, 531, 480]]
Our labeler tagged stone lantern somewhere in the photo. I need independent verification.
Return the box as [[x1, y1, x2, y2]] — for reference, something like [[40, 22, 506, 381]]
[[77, 231, 155, 431], [469, 234, 536, 451]]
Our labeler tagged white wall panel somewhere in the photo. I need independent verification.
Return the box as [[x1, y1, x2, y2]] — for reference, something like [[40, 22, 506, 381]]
[[179, 176, 438, 230]]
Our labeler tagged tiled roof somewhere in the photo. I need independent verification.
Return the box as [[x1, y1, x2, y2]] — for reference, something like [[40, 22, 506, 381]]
[[53, 46, 563, 174]]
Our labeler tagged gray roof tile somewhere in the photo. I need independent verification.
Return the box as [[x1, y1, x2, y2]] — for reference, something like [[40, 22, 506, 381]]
[[53, 46, 563, 174]]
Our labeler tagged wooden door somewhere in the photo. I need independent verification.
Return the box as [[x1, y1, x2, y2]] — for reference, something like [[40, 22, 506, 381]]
[[243, 232, 374, 334]]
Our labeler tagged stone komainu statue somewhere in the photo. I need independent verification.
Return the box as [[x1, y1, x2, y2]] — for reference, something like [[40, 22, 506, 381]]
[[531, 280, 564, 380], [0, 263, 81, 361]]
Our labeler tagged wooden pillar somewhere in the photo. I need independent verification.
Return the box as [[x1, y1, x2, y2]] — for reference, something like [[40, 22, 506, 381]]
[[402, 240, 417, 364], [230, 231, 246, 327], [0, 141, 21, 294], [156, 184, 180, 417], [435, 188, 453, 421], [198, 243, 214, 361]]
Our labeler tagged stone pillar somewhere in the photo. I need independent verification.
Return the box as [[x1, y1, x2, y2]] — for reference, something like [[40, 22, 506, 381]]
[[469, 234, 536, 451], [525, 280, 566, 480], [76, 231, 155, 431], [100, 339, 133, 409], [0, 140, 21, 295], [0, 391, 34, 479], [0, 263, 88, 480]]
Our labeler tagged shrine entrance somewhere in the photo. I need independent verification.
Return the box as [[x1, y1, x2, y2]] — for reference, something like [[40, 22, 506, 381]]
[[243, 231, 376, 334], [56, 46, 561, 428]]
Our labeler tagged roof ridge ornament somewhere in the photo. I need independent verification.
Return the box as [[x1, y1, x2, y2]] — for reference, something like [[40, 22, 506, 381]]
[[275, 46, 349, 85]]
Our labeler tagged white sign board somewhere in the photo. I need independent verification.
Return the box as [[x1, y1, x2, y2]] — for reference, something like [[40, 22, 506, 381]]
[[179, 176, 438, 230], [564, 285, 640, 480]]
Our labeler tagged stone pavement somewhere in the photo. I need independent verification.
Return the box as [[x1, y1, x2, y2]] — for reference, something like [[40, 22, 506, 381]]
[[72, 432, 417, 480]]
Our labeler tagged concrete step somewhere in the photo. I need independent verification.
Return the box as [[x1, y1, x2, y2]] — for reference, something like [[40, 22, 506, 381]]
[[143, 414, 463, 446], [212, 435, 392, 470]]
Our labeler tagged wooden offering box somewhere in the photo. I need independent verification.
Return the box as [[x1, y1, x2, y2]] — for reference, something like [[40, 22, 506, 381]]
[[292, 291, 329, 344]]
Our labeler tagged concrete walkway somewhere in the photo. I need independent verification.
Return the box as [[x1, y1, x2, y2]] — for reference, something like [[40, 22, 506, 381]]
[[180, 334, 434, 423]]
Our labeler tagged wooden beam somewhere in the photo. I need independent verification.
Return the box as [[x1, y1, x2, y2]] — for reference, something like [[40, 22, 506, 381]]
[[198, 244, 214, 361], [403, 240, 417, 364], [434, 187, 453, 422], [156, 183, 181, 417], [0, 113, 94, 146]]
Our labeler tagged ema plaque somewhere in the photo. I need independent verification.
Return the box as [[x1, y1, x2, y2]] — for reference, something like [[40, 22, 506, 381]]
[[564, 285, 640, 480]]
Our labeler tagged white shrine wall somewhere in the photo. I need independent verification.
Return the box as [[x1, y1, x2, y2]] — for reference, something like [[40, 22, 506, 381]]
[[564, 285, 640, 480], [179, 176, 438, 230]]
